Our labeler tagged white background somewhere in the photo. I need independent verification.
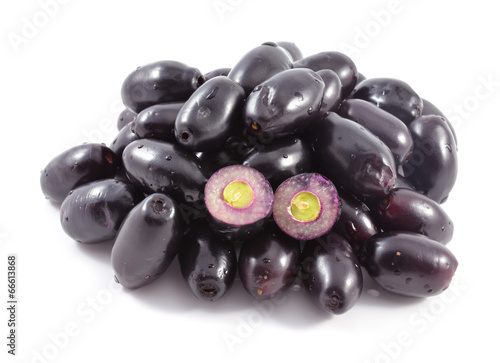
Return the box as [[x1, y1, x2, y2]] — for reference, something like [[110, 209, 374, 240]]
[[1, 0, 498, 362]]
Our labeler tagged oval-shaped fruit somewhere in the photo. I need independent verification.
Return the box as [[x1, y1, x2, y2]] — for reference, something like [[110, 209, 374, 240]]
[[40, 143, 120, 203], [132, 102, 184, 142], [238, 224, 301, 299], [332, 191, 380, 255], [204, 67, 231, 81], [178, 219, 237, 302], [372, 188, 454, 244], [306, 113, 396, 198], [301, 231, 363, 314], [338, 98, 414, 164], [244, 68, 325, 138], [276, 41, 303, 62], [204, 165, 274, 241], [316, 69, 343, 114], [403, 115, 458, 203], [360, 231, 458, 297], [273, 173, 339, 240], [122, 139, 208, 205], [349, 77, 423, 124], [60, 179, 142, 244], [174, 76, 246, 151], [117, 108, 137, 131], [227, 42, 292, 95], [109, 121, 140, 158], [111, 193, 183, 289], [293, 51, 358, 97], [121, 60, 204, 113], [421, 98, 457, 146], [240, 136, 314, 190]]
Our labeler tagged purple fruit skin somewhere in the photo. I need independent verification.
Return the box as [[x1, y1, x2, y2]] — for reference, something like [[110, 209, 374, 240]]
[[301, 231, 363, 314], [403, 115, 458, 203], [238, 224, 301, 300], [360, 231, 458, 298], [306, 113, 396, 198]]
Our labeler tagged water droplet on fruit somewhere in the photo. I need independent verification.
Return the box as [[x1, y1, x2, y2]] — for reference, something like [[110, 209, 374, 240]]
[[350, 154, 356, 159], [208, 264, 214, 268], [263, 258, 271, 263], [282, 154, 288, 159], [165, 155, 172, 161], [153, 84, 159, 90], [294, 92, 304, 101], [145, 275, 150, 279], [253, 85, 262, 92], [138, 144, 144, 149], [307, 107, 314, 115]]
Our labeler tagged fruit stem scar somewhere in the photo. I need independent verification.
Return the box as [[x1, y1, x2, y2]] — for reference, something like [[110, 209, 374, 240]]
[[289, 191, 321, 222], [223, 180, 254, 209]]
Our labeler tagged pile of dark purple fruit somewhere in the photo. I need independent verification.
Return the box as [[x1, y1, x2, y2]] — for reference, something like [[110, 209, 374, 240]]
[[40, 41, 459, 315]]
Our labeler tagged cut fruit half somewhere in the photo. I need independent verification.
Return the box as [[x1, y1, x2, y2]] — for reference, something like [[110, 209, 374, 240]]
[[204, 165, 274, 240], [273, 173, 340, 240]]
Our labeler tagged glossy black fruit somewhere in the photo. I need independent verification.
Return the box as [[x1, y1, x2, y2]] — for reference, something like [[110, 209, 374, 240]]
[[402, 115, 458, 203], [204, 165, 274, 241], [332, 191, 380, 256], [174, 76, 246, 151], [240, 136, 314, 190], [238, 224, 301, 300], [244, 68, 325, 138], [293, 51, 358, 97], [204, 67, 231, 81], [316, 69, 343, 114], [360, 231, 458, 297], [421, 98, 457, 146], [122, 139, 208, 205], [349, 77, 423, 124], [109, 121, 140, 158], [40, 143, 120, 204], [60, 179, 142, 244], [117, 108, 137, 131], [178, 219, 237, 302], [338, 98, 414, 164], [301, 231, 363, 314], [276, 41, 303, 62], [121, 60, 204, 113], [227, 42, 292, 95], [111, 193, 183, 289], [371, 188, 454, 244], [132, 102, 184, 142], [306, 112, 396, 198]]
